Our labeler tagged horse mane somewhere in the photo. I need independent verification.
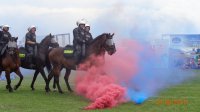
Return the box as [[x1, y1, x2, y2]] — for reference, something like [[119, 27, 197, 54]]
[[40, 35, 49, 44], [90, 33, 107, 44]]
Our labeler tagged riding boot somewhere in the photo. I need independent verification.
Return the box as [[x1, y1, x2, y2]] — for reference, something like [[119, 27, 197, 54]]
[[74, 53, 81, 65], [27, 54, 35, 68], [82, 44, 86, 58]]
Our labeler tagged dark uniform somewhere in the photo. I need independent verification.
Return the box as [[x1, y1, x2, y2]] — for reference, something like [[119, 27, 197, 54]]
[[25, 32, 36, 64], [0, 31, 11, 55], [73, 27, 94, 64], [84, 31, 93, 45], [25, 32, 36, 55], [73, 27, 86, 58]]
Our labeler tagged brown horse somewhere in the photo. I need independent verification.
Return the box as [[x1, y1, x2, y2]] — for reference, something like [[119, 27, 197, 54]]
[[19, 34, 59, 91], [45, 33, 116, 93], [0, 37, 23, 92]]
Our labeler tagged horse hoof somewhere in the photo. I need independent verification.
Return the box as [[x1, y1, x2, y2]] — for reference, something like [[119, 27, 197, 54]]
[[53, 88, 57, 92], [6, 85, 9, 89], [45, 88, 51, 92], [31, 88, 35, 91], [31, 85, 35, 90], [14, 85, 18, 90], [59, 91, 64, 94], [69, 90, 73, 93], [9, 88, 13, 92]]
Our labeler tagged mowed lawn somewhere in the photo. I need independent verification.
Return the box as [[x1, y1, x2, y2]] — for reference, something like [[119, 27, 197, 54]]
[[0, 70, 199, 112]]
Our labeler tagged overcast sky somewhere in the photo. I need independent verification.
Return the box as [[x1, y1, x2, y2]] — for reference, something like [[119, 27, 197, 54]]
[[1, 0, 200, 41]]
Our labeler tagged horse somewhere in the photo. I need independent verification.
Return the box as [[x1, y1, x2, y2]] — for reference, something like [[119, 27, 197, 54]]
[[45, 33, 116, 93], [19, 34, 59, 91], [0, 37, 23, 92]]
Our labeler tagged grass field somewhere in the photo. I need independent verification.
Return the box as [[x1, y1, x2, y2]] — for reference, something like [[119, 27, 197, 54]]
[[0, 70, 199, 112]]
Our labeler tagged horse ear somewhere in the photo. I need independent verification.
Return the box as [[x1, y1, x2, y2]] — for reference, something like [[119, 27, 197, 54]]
[[111, 33, 114, 37], [49, 33, 52, 37], [15, 37, 18, 41]]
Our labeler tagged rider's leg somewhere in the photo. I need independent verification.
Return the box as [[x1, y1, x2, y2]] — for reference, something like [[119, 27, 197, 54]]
[[27, 47, 35, 68], [74, 45, 82, 64]]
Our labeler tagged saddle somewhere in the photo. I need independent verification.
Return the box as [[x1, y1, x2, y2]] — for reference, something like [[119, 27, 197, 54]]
[[63, 45, 87, 66], [63, 45, 75, 58], [19, 45, 38, 58], [19, 47, 28, 60], [19, 47, 37, 69]]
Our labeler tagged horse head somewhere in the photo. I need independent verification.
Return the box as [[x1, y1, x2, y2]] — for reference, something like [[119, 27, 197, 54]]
[[90, 33, 116, 56], [7, 37, 18, 55], [40, 33, 59, 48], [103, 33, 116, 55]]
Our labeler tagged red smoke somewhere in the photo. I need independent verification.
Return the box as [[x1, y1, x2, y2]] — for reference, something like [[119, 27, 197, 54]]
[[84, 84, 126, 110], [75, 40, 140, 110], [75, 64, 126, 110]]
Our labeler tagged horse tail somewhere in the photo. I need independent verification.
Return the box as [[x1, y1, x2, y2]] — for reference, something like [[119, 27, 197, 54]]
[[45, 48, 53, 73]]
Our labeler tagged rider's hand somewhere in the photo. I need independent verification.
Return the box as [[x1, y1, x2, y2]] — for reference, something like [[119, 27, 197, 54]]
[[35, 42, 39, 46], [81, 31, 85, 36], [85, 37, 89, 41]]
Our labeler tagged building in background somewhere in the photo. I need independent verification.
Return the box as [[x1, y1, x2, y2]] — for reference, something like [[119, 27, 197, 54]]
[[54, 33, 71, 47], [151, 34, 200, 68]]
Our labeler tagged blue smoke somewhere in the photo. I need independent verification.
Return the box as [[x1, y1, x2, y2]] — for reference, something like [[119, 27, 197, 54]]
[[124, 42, 196, 104], [91, 1, 198, 104], [124, 44, 158, 104]]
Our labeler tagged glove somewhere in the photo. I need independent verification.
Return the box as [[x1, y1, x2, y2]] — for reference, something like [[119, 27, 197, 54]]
[[35, 42, 39, 46], [85, 37, 89, 41], [81, 31, 85, 36]]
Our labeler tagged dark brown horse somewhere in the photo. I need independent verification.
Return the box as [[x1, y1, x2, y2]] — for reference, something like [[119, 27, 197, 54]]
[[19, 34, 59, 91], [45, 33, 116, 93], [0, 37, 23, 92]]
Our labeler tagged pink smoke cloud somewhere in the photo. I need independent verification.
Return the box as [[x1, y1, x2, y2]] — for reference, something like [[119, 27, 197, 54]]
[[75, 39, 141, 110]]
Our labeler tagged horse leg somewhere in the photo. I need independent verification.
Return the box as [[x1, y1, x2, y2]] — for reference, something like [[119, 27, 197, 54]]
[[53, 68, 63, 91], [39, 68, 48, 91], [14, 69, 24, 90], [5, 70, 13, 92], [54, 66, 63, 94], [64, 68, 73, 92], [53, 76, 56, 91], [0, 71, 2, 80], [55, 74, 63, 94], [45, 68, 54, 92], [30, 70, 39, 90]]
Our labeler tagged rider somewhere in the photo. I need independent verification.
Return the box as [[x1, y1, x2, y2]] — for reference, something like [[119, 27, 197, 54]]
[[25, 25, 37, 66], [84, 23, 93, 45], [73, 19, 87, 61], [0, 25, 12, 56]]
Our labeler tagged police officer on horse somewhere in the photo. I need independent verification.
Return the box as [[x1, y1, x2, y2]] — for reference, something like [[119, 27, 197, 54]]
[[25, 25, 37, 67], [0, 25, 12, 56], [73, 19, 86, 61], [85, 23, 93, 44], [73, 19, 93, 63]]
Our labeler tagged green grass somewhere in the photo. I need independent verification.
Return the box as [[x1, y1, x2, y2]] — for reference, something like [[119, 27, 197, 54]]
[[0, 71, 199, 112]]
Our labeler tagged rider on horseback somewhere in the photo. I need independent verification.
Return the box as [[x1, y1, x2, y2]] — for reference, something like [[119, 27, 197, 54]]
[[85, 23, 93, 45], [73, 19, 94, 63], [73, 19, 87, 62], [0, 25, 12, 56], [25, 25, 37, 67]]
